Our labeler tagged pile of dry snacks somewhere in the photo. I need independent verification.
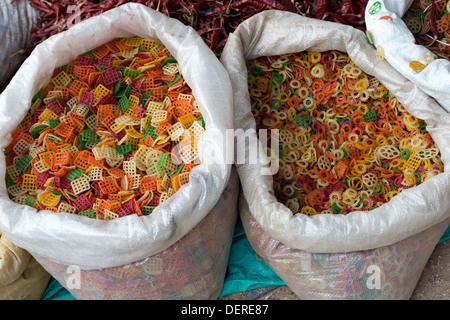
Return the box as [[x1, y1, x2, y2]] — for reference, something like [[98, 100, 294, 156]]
[[5, 36, 203, 219], [247, 50, 444, 215], [403, 0, 450, 60]]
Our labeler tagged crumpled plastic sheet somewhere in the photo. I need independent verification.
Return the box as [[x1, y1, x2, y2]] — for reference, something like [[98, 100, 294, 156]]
[[0, 232, 50, 300], [241, 196, 450, 299], [365, 0, 450, 112], [0, 0, 39, 88]]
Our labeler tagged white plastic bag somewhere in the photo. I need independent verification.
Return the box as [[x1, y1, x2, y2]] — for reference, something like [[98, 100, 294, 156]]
[[365, 0, 450, 111], [0, 3, 236, 299], [0, 232, 50, 300], [0, 0, 40, 88], [39, 170, 239, 300], [220, 10, 450, 299]]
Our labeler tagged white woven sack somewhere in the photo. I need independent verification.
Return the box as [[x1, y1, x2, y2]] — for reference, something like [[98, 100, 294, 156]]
[[0, 3, 234, 269], [365, 0, 450, 111], [220, 10, 450, 254]]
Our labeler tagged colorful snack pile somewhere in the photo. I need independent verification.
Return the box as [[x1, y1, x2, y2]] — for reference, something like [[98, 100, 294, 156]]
[[403, 0, 450, 60], [247, 50, 444, 215], [4, 36, 204, 219]]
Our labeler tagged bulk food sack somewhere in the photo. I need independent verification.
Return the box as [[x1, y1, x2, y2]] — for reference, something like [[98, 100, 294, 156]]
[[0, 3, 237, 299], [0, 232, 50, 300], [220, 10, 450, 299], [0, 0, 40, 88], [365, 0, 450, 111]]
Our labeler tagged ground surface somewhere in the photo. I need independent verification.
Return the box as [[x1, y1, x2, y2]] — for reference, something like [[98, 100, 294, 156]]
[[220, 240, 449, 300]]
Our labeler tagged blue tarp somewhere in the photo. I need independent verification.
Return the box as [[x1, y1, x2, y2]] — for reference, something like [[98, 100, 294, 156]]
[[41, 221, 450, 300]]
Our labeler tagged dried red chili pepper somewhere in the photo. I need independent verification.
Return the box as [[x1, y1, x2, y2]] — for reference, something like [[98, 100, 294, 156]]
[[196, 26, 211, 36], [29, 0, 53, 14], [325, 11, 349, 25], [259, 0, 287, 10], [340, 0, 354, 16], [210, 17, 221, 50], [302, 0, 312, 16], [22, 0, 368, 58], [160, 1, 170, 17], [66, 7, 87, 28], [430, 0, 439, 38], [403, 0, 449, 60], [205, 0, 249, 16], [313, 0, 328, 19]]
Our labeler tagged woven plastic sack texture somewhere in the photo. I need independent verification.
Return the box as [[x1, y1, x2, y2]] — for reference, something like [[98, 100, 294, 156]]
[[365, 0, 450, 111], [36, 170, 239, 300], [241, 198, 449, 299], [0, 4, 237, 299], [220, 10, 450, 299], [0, 232, 50, 300], [0, 0, 39, 88]]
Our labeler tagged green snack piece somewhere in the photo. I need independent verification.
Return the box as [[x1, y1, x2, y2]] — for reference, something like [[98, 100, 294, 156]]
[[373, 182, 385, 195], [271, 71, 283, 83], [48, 119, 61, 129], [362, 109, 378, 122], [15, 154, 33, 172], [83, 51, 96, 59], [121, 84, 132, 97], [295, 113, 312, 127], [331, 202, 342, 214], [114, 144, 132, 154], [26, 195, 37, 206], [124, 67, 141, 79], [157, 153, 170, 168], [142, 91, 152, 105], [78, 139, 87, 151], [144, 125, 158, 139], [30, 124, 47, 138], [81, 130, 98, 143], [175, 163, 185, 174], [400, 149, 410, 160], [250, 66, 262, 77], [195, 116, 205, 129], [366, 30, 374, 45], [118, 95, 129, 113], [271, 99, 282, 110], [142, 206, 155, 215], [78, 209, 95, 219], [47, 188, 62, 196], [161, 57, 177, 68], [32, 89, 44, 103], [113, 76, 123, 94], [165, 74, 181, 86], [5, 173, 14, 188], [66, 168, 84, 181]]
